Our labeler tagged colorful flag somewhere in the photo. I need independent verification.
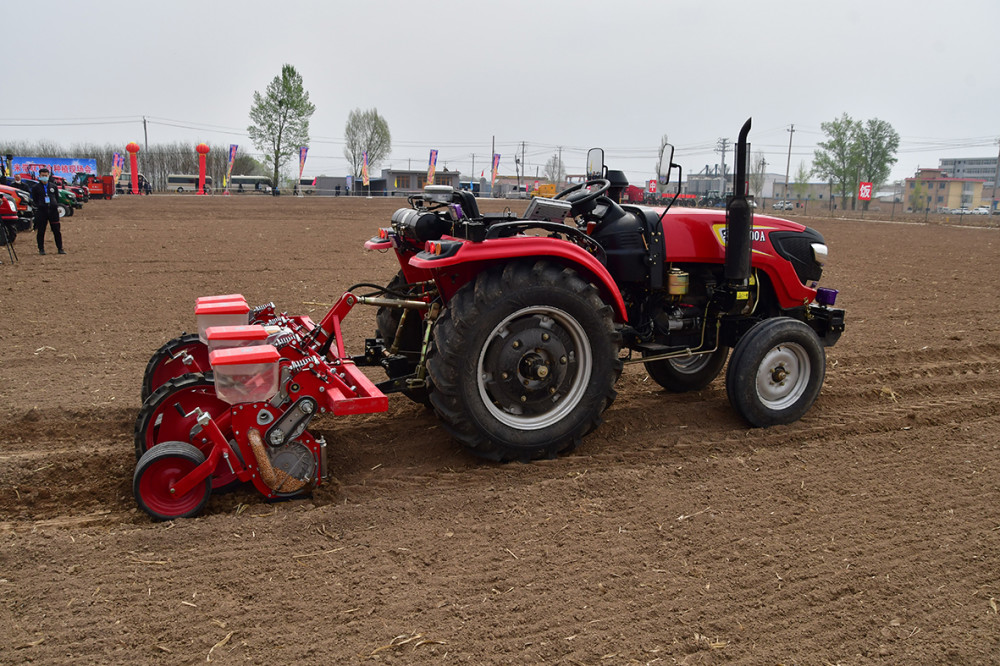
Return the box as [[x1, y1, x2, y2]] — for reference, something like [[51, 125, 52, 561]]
[[362, 151, 370, 187], [427, 149, 438, 185], [491, 153, 501, 188], [225, 144, 238, 188], [298, 146, 308, 181], [111, 152, 123, 182]]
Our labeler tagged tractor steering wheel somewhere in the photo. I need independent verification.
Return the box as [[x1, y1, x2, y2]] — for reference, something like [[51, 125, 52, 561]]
[[554, 178, 611, 215]]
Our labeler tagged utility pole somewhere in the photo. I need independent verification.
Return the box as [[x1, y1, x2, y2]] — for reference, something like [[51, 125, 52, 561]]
[[522, 142, 526, 189], [715, 138, 729, 196], [557, 146, 563, 189], [143, 116, 148, 151], [784, 123, 795, 202], [991, 137, 1000, 211]]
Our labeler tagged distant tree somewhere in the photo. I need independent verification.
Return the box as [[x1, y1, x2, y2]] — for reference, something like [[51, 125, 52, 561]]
[[749, 150, 767, 199], [343, 108, 391, 177], [908, 181, 928, 213], [544, 152, 565, 186], [856, 118, 900, 210], [654, 134, 671, 179], [793, 161, 811, 201], [247, 64, 315, 188], [812, 113, 862, 210]]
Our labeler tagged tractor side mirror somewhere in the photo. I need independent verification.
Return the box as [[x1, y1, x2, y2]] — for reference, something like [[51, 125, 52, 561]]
[[586, 148, 604, 180], [658, 144, 675, 185]]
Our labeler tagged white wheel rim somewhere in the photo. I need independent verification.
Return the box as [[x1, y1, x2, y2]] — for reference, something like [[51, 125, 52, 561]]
[[669, 354, 712, 375], [477, 306, 592, 430], [755, 342, 811, 410]]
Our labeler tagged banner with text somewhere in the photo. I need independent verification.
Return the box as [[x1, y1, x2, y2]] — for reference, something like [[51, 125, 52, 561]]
[[491, 153, 501, 188], [12, 156, 98, 180], [111, 152, 123, 182], [427, 149, 438, 185], [225, 144, 238, 188], [362, 151, 370, 187], [298, 146, 308, 181]]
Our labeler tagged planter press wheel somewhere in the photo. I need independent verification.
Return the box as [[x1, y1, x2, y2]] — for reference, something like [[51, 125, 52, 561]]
[[141, 333, 210, 402], [134, 441, 211, 520], [134, 373, 239, 491]]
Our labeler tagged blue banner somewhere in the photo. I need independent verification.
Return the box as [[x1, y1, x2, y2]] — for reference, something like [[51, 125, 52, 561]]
[[12, 156, 98, 180]]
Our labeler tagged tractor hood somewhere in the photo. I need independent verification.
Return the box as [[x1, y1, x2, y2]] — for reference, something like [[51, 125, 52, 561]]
[[652, 206, 809, 264]]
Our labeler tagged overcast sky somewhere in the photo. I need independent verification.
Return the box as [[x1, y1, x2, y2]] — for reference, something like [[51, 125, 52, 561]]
[[4, 0, 997, 187]]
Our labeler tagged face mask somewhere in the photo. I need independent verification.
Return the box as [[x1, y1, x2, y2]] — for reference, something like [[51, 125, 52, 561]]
[[40, 176, 49, 182]]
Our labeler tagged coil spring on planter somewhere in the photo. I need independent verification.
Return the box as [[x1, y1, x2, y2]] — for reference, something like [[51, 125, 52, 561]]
[[250, 302, 275, 320], [271, 333, 298, 349], [289, 355, 323, 373]]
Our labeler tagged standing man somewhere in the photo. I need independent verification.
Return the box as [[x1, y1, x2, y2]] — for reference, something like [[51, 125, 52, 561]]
[[30, 168, 65, 255]]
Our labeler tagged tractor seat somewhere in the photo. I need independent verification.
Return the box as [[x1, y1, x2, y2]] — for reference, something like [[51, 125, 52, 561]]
[[454, 189, 481, 220]]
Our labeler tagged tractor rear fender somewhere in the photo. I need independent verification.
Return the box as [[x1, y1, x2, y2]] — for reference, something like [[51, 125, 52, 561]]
[[408, 236, 628, 323]]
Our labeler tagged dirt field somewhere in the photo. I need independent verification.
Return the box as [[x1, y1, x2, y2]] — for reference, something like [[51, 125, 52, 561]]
[[1, 195, 998, 664]]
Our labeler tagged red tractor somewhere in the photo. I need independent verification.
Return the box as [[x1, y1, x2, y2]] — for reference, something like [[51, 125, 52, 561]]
[[132, 119, 844, 519], [360, 118, 843, 461]]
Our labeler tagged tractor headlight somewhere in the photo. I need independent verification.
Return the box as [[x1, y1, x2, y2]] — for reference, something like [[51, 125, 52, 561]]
[[810, 243, 828, 266]]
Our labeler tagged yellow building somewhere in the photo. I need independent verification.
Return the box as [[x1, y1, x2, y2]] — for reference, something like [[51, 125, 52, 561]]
[[904, 168, 985, 212]]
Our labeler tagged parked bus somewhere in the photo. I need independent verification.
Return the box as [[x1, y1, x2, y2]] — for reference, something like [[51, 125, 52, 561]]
[[167, 174, 213, 194], [297, 177, 316, 195], [116, 172, 150, 194], [229, 175, 272, 194]]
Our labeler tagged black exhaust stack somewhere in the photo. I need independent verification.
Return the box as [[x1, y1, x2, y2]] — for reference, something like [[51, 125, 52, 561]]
[[725, 118, 753, 284], [713, 118, 754, 315]]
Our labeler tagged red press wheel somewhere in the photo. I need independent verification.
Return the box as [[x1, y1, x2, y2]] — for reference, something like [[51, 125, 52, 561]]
[[134, 373, 239, 491], [134, 441, 211, 520]]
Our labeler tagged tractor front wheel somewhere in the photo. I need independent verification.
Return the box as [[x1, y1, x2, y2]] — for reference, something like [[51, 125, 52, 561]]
[[725, 317, 825, 426], [134, 441, 211, 520], [427, 262, 622, 462], [643, 347, 728, 392]]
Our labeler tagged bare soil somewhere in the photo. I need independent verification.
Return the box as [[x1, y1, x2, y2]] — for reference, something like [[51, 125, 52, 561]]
[[1, 195, 998, 664]]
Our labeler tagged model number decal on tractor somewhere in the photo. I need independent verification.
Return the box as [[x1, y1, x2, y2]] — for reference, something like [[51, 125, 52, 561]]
[[714, 224, 772, 247]]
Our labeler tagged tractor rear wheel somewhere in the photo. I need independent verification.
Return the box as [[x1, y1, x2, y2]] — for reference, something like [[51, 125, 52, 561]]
[[427, 261, 622, 462], [643, 347, 728, 392], [134, 373, 239, 491], [134, 441, 211, 520], [725, 317, 825, 426], [375, 271, 431, 406], [141, 333, 210, 402]]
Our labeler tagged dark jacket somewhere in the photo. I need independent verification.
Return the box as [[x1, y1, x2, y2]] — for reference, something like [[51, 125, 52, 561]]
[[30, 180, 60, 221]]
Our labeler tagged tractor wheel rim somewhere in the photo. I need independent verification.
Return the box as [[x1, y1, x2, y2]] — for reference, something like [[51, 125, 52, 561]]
[[477, 306, 592, 430], [669, 354, 712, 375], [755, 343, 810, 410]]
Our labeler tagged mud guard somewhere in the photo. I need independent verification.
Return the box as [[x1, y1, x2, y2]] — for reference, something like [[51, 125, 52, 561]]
[[408, 236, 629, 323]]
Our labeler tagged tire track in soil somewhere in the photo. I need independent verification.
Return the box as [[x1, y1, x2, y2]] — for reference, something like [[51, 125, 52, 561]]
[[3, 340, 999, 529]]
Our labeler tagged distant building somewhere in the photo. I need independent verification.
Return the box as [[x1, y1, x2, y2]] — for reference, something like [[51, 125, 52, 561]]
[[382, 168, 460, 196], [904, 168, 986, 211], [770, 180, 836, 204], [939, 157, 997, 189]]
